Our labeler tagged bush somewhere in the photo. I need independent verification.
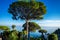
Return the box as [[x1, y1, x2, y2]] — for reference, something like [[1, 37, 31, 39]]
[[48, 33, 58, 40]]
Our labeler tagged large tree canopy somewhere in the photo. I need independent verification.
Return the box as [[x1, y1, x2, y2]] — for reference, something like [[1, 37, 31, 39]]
[[8, 1, 46, 20], [23, 22, 41, 31], [8, 1, 46, 40]]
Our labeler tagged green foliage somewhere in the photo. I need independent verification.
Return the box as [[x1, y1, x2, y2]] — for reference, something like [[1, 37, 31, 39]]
[[48, 33, 58, 40], [18, 0, 30, 2], [8, 1, 46, 20], [39, 29, 47, 33], [12, 25, 16, 30], [23, 22, 41, 31], [0, 26, 10, 31], [18, 32, 23, 40], [53, 28, 60, 34], [53, 28, 60, 40], [2, 31, 10, 40], [8, 30, 18, 40], [30, 37, 43, 40], [30, 37, 35, 40]]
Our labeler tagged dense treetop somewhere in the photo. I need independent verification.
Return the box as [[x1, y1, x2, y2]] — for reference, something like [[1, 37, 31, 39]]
[[8, 1, 46, 20]]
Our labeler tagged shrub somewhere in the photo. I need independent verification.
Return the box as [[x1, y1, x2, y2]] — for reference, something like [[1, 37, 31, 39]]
[[48, 33, 58, 40]]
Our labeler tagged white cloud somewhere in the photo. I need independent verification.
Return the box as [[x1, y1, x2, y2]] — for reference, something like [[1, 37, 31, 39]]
[[36, 20, 60, 27]]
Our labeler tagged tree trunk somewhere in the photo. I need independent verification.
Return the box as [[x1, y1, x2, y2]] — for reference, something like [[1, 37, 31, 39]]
[[41, 33, 46, 40], [23, 30, 24, 40], [26, 20, 30, 40], [42, 33, 44, 36]]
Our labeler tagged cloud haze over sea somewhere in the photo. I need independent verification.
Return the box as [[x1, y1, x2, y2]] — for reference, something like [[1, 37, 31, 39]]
[[0, 20, 60, 27]]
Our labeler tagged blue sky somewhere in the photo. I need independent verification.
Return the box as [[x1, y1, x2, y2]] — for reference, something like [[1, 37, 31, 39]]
[[0, 0, 60, 28]]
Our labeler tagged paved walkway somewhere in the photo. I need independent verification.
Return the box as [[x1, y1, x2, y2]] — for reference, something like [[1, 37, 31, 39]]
[[0, 38, 2, 40]]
